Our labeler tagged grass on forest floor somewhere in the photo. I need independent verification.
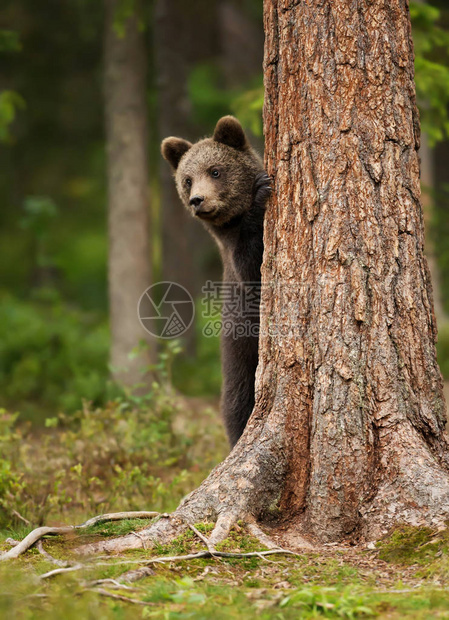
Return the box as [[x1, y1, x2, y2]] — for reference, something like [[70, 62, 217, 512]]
[[2, 520, 449, 619], [2, 393, 449, 619]]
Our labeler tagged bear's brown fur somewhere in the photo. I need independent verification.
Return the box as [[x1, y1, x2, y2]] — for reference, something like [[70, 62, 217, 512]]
[[161, 116, 270, 447]]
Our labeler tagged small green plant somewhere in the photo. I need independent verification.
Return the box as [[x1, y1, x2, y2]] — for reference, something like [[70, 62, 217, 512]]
[[0, 411, 24, 524], [280, 586, 374, 618], [0, 378, 226, 529]]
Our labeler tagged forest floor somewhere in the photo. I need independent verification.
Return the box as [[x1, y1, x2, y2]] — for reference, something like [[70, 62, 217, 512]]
[[2, 518, 449, 619], [1, 390, 449, 618]]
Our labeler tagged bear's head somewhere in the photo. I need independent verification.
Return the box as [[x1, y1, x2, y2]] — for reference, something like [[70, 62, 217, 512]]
[[161, 116, 263, 227]]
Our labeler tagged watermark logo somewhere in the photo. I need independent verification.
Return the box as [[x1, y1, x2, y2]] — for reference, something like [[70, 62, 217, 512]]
[[201, 281, 261, 339], [138, 280, 300, 341], [138, 282, 195, 339]]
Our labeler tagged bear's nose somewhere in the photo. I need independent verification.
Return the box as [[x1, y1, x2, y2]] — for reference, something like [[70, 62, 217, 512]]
[[189, 195, 204, 208]]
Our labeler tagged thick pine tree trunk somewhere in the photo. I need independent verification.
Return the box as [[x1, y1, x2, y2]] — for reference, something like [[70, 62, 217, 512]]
[[82, 0, 449, 555], [104, 0, 153, 386], [260, 0, 449, 541]]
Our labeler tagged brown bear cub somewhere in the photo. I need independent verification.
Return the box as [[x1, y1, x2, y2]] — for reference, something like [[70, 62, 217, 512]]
[[161, 116, 270, 448]]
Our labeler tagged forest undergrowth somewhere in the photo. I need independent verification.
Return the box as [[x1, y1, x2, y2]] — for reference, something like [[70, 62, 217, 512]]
[[1, 384, 449, 619]]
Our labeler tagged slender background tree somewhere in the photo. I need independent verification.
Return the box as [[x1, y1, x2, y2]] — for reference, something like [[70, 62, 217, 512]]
[[104, 0, 153, 386]]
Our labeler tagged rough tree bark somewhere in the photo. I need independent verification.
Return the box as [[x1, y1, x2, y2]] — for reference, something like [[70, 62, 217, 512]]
[[261, 0, 449, 542], [104, 0, 153, 386], [83, 0, 449, 554]]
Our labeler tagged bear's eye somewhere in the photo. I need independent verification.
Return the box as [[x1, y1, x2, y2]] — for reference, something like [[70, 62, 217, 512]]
[[185, 178, 192, 188], [211, 169, 220, 179]]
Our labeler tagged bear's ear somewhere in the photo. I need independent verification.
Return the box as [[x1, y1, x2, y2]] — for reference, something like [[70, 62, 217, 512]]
[[161, 137, 192, 170], [213, 116, 249, 151]]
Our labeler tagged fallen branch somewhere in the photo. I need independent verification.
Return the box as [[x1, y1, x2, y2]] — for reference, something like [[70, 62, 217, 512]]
[[86, 578, 139, 591], [0, 511, 159, 562], [1, 526, 75, 562], [11, 509, 32, 527], [39, 547, 299, 581], [77, 511, 160, 529], [5, 538, 19, 547], [39, 564, 85, 580], [87, 588, 155, 606]]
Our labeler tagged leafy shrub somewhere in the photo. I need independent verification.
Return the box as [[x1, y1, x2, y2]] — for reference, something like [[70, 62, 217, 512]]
[[0, 291, 114, 421], [0, 387, 226, 528], [280, 586, 374, 618]]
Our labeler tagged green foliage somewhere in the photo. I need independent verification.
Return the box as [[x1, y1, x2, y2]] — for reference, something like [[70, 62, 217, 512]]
[[0, 411, 24, 520], [0, 291, 221, 419], [188, 62, 264, 136], [188, 63, 233, 128], [20, 196, 58, 269], [280, 587, 374, 618], [0, 30, 21, 53], [0, 292, 112, 419], [0, 390, 226, 528], [20, 196, 58, 237], [0, 29, 24, 143], [411, 2, 449, 145], [433, 183, 449, 316], [112, 0, 145, 37], [231, 80, 264, 137], [0, 90, 25, 143]]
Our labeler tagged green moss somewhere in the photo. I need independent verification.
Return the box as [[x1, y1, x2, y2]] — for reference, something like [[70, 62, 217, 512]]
[[377, 525, 449, 565], [80, 518, 155, 538]]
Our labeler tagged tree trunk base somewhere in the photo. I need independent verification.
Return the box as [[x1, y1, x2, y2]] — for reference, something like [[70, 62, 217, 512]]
[[76, 422, 449, 557], [360, 425, 449, 541]]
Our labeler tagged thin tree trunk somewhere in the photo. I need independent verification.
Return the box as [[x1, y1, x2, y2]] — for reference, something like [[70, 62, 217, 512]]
[[104, 0, 153, 386], [81, 0, 449, 556]]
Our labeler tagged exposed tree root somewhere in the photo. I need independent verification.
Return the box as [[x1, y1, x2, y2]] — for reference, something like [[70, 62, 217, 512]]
[[0, 511, 160, 562], [245, 521, 282, 550], [86, 578, 139, 590], [188, 524, 218, 555], [75, 408, 288, 556], [117, 567, 156, 583], [360, 427, 449, 539], [40, 564, 85, 580], [75, 513, 181, 556], [86, 588, 155, 606], [78, 511, 160, 528], [1, 526, 76, 562], [39, 547, 298, 581]]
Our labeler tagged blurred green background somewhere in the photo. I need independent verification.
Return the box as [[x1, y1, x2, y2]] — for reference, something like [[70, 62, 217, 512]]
[[1, 0, 449, 424]]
